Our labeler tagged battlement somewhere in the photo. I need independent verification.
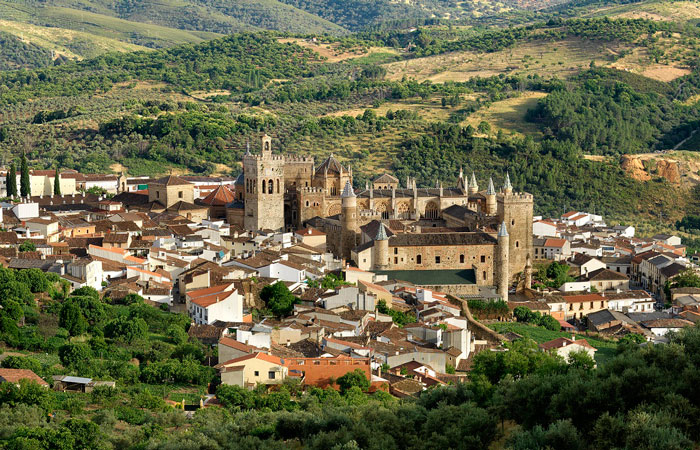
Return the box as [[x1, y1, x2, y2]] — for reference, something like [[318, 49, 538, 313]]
[[500, 192, 533, 201], [243, 153, 285, 162], [285, 155, 314, 164]]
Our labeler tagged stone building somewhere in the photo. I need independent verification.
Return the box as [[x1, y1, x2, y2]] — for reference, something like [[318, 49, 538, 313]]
[[237, 134, 535, 298]]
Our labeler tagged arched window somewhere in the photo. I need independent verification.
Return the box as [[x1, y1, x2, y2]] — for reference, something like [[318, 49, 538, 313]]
[[268, 179, 274, 194], [277, 179, 280, 193], [516, 241, 520, 248], [424, 201, 439, 219], [262, 180, 266, 194], [305, 200, 309, 207]]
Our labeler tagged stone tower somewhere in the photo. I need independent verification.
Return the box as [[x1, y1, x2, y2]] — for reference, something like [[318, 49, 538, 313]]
[[497, 221, 510, 301], [485, 177, 497, 215], [497, 173, 534, 282], [340, 181, 358, 261], [468, 171, 479, 196], [373, 223, 390, 271], [243, 134, 285, 231]]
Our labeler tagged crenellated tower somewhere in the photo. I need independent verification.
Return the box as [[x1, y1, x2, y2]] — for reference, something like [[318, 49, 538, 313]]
[[243, 134, 285, 231], [497, 171, 534, 282]]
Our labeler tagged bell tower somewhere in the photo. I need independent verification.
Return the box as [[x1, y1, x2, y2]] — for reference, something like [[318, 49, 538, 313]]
[[243, 134, 285, 231]]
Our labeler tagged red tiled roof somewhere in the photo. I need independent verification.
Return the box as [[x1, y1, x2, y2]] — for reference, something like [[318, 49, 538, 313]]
[[543, 238, 567, 248], [563, 293, 606, 304], [200, 185, 236, 206], [0, 369, 48, 386], [539, 337, 595, 351]]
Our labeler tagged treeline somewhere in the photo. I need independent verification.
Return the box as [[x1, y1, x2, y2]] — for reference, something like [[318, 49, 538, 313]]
[[526, 68, 700, 155], [392, 120, 677, 218], [6, 326, 700, 448], [364, 17, 676, 56], [0, 33, 322, 106]]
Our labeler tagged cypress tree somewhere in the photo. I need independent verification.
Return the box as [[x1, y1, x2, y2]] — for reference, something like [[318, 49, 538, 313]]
[[6, 163, 16, 197], [54, 168, 61, 195], [20, 151, 29, 198]]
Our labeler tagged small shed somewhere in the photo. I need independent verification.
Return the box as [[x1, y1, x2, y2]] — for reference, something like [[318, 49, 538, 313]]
[[53, 375, 115, 393]]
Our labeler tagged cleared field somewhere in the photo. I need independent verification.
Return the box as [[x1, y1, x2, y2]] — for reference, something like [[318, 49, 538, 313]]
[[279, 38, 399, 63], [463, 91, 547, 137], [383, 36, 689, 83], [383, 38, 629, 82], [587, 0, 700, 22], [324, 96, 454, 122]]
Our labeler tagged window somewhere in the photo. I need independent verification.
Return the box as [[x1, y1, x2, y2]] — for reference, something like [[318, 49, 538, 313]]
[[435, 256, 441, 264], [511, 219, 515, 226], [156, 191, 160, 198], [515, 241, 519, 248], [482, 271, 487, 280], [460, 255, 465, 264], [305, 201, 309, 207], [254, 371, 259, 377], [481, 255, 486, 263], [590, 302, 593, 308], [178, 191, 183, 199], [394, 257, 398, 264], [417, 255, 422, 264], [268, 371, 276, 379], [394, 248, 398, 254]]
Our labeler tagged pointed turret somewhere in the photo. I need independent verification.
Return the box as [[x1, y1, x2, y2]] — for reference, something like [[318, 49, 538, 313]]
[[468, 171, 478, 195], [498, 221, 509, 237], [341, 180, 355, 198], [485, 177, 497, 215], [486, 177, 496, 195], [503, 172, 513, 194], [375, 222, 389, 241]]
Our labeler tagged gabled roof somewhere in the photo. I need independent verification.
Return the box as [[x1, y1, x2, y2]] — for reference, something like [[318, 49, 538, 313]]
[[543, 238, 567, 248], [0, 368, 48, 386], [373, 173, 398, 184], [216, 352, 286, 368]]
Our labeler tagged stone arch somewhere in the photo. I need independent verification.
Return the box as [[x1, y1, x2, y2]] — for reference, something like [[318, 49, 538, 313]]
[[424, 201, 439, 219], [328, 203, 341, 217], [375, 202, 390, 220], [268, 179, 274, 194], [396, 202, 410, 219]]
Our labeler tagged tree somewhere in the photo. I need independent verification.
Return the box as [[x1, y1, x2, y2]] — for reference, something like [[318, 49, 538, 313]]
[[19, 151, 29, 198], [336, 369, 370, 394], [260, 282, 298, 318], [59, 343, 92, 369], [540, 315, 561, 331], [6, 163, 16, 197], [53, 168, 61, 195], [166, 325, 188, 345], [59, 302, 88, 336], [104, 316, 147, 343], [513, 306, 531, 322], [18, 241, 36, 252], [567, 350, 595, 371]]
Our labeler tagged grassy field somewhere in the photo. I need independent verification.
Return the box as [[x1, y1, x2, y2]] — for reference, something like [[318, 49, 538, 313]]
[[463, 91, 546, 137], [585, 0, 700, 23], [487, 322, 619, 366]]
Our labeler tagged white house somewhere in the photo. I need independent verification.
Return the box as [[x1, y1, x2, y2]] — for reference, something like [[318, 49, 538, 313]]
[[539, 336, 597, 363], [187, 283, 243, 325], [533, 219, 558, 238]]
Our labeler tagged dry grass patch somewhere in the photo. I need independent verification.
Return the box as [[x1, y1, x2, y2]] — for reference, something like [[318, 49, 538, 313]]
[[463, 91, 547, 137], [324, 97, 454, 122], [278, 38, 398, 63], [383, 38, 624, 82]]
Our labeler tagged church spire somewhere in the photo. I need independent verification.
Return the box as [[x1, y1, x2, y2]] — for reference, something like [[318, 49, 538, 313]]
[[341, 180, 355, 198]]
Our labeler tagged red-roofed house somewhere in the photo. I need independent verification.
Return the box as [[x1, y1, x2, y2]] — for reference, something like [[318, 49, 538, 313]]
[[539, 238, 571, 260], [187, 283, 243, 324], [294, 227, 326, 251], [216, 352, 291, 388], [0, 368, 49, 387], [539, 336, 596, 363]]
